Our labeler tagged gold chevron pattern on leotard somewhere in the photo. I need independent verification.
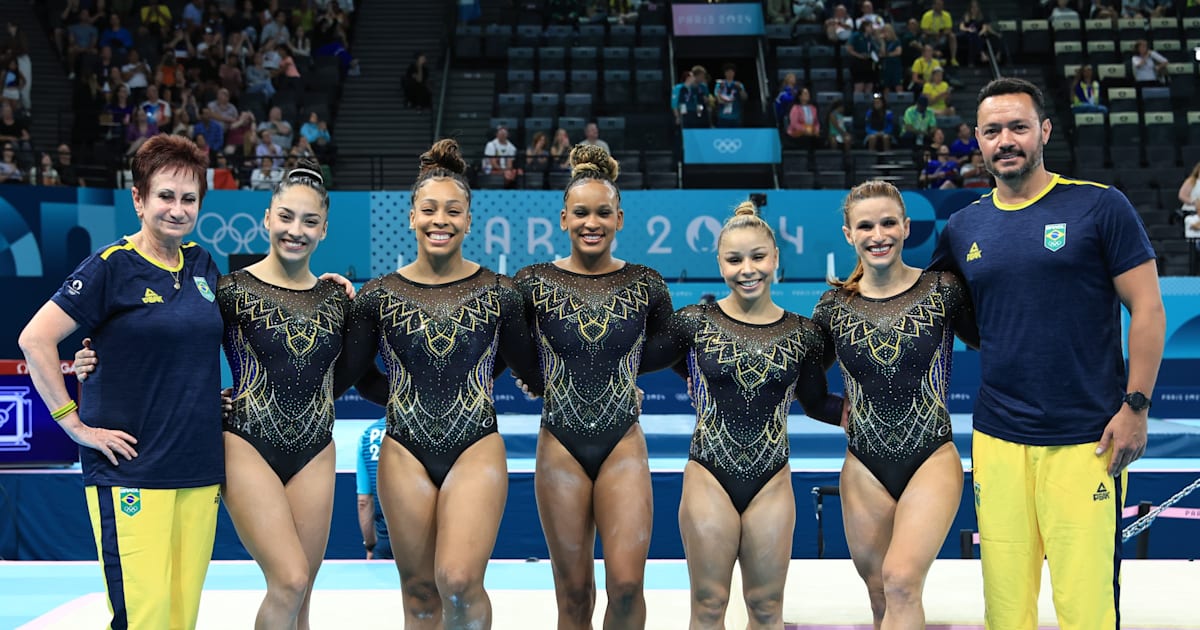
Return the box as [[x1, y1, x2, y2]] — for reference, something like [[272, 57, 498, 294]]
[[526, 273, 653, 346]]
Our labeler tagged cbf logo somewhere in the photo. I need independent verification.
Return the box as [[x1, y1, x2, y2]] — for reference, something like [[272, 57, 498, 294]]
[[119, 488, 141, 516], [1044, 223, 1066, 252]]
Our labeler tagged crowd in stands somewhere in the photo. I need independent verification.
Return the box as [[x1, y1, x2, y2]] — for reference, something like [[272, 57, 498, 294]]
[[18, 0, 360, 189]]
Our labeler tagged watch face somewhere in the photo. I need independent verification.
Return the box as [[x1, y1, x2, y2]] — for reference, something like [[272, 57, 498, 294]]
[[1125, 392, 1150, 410]]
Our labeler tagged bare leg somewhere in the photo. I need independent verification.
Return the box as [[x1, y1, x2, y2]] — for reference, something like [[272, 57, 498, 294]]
[[378, 436, 441, 629], [593, 425, 652, 629], [880, 444, 962, 629], [737, 467, 795, 630], [679, 462, 740, 630], [435, 433, 508, 629], [284, 443, 336, 630], [841, 451, 895, 629], [221, 433, 312, 630], [535, 429, 598, 629]]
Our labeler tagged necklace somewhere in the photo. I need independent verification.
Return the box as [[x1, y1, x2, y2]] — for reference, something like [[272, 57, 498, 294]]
[[170, 269, 181, 290]]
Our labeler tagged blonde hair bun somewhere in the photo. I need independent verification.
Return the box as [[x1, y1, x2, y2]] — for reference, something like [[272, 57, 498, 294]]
[[568, 144, 620, 182], [733, 201, 758, 217]]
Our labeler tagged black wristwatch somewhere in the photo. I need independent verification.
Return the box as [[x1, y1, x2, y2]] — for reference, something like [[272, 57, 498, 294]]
[[364, 541, 375, 552], [1122, 391, 1151, 412]]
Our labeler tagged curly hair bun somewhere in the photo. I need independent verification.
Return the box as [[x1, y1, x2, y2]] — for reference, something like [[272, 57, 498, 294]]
[[418, 139, 466, 175], [733, 201, 758, 217], [568, 144, 620, 182]]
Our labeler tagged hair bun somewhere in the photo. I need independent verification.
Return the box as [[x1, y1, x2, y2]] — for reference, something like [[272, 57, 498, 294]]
[[419, 138, 466, 176], [568, 144, 619, 182], [733, 201, 757, 217], [285, 157, 324, 185]]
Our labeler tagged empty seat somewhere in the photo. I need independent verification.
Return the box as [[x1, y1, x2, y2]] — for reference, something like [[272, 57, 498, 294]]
[[455, 25, 482, 59], [545, 24, 575, 48], [1086, 40, 1119, 65], [515, 24, 542, 47], [569, 70, 598, 97], [557, 116, 586, 140], [1109, 112, 1142, 164], [634, 69, 664, 105], [496, 92, 527, 118], [538, 46, 566, 71], [633, 46, 662, 68], [578, 24, 605, 48], [1021, 20, 1052, 56], [1085, 18, 1115, 44], [1117, 17, 1147, 42], [1150, 16, 1180, 41], [604, 69, 631, 106], [483, 24, 513, 58], [776, 46, 806, 70], [1143, 111, 1178, 167], [523, 116, 554, 147], [507, 69, 535, 94], [563, 92, 593, 118], [1107, 87, 1137, 114], [570, 47, 598, 72], [609, 24, 636, 47], [602, 46, 630, 72], [508, 47, 535, 71], [640, 24, 667, 47], [1073, 112, 1107, 168], [538, 69, 566, 93], [530, 92, 560, 118], [597, 116, 626, 151]]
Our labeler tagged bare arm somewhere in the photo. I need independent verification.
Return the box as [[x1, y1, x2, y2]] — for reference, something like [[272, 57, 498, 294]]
[[1178, 176, 1196, 205], [18, 302, 138, 465], [1096, 259, 1165, 475], [356, 494, 376, 559]]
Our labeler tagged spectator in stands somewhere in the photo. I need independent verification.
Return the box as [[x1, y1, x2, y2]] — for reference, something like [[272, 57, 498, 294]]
[[72, 70, 104, 148], [919, 145, 959, 189], [275, 43, 305, 96], [857, 1, 886, 29], [181, 0, 204, 28], [1070, 64, 1107, 114], [550, 127, 572, 170], [125, 108, 159, 156], [878, 24, 904, 93], [120, 49, 151, 103], [787, 87, 821, 148], [171, 110, 192, 137], [140, 85, 172, 128], [225, 110, 256, 159], [0, 142, 24, 183], [774, 73, 799, 128], [207, 88, 239, 130], [581, 122, 611, 153], [258, 106, 294, 151], [403, 52, 433, 112], [925, 126, 948, 156], [194, 107, 225, 155], [864, 93, 895, 151], [672, 70, 708, 129], [66, 8, 98, 79], [1131, 39, 1168, 86], [527, 131, 550, 174], [226, 31, 255, 66], [155, 51, 186, 93], [52, 0, 82, 58], [217, 54, 243, 102], [290, 135, 315, 160], [828, 99, 853, 150], [959, 149, 994, 188], [103, 83, 134, 128], [209, 151, 238, 190], [846, 21, 879, 95], [910, 44, 942, 93], [0, 101, 30, 154], [714, 64, 749, 128], [176, 87, 201, 124], [900, 18, 925, 69], [691, 65, 715, 121], [958, 1, 1002, 66], [291, 26, 312, 63], [1090, 0, 1121, 20], [255, 128, 284, 158], [826, 4, 855, 42], [922, 67, 955, 115], [55, 144, 83, 187], [900, 95, 937, 148], [244, 52, 276, 100], [921, 0, 958, 65], [949, 121, 979, 158], [250, 155, 282, 190], [484, 125, 520, 186], [98, 14, 133, 54], [260, 10, 291, 47], [140, 0, 172, 31], [766, 0, 795, 24], [1178, 161, 1200, 214], [1049, 0, 1082, 23], [356, 419, 391, 560], [1, 57, 26, 112], [32, 152, 61, 187]]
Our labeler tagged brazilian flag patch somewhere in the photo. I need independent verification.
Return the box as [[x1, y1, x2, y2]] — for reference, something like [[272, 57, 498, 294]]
[[119, 487, 141, 517]]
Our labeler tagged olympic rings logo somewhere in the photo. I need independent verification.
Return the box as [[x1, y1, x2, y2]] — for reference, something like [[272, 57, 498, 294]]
[[195, 212, 269, 256], [712, 138, 743, 154]]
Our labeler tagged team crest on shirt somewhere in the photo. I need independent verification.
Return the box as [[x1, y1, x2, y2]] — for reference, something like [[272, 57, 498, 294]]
[[1044, 223, 1066, 252], [118, 487, 141, 516], [193, 277, 215, 302]]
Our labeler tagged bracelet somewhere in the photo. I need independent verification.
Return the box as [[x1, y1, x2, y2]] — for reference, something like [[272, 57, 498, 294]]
[[50, 400, 78, 421]]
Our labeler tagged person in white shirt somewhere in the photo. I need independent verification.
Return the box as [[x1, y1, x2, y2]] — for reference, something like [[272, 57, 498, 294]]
[[483, 126, 518, 175], [579, 122, 611, 153], [856, 0, 886, 30], [1131, 39, 1168, 85]]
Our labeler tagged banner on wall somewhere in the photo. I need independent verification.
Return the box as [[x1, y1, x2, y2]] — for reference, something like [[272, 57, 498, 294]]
[[671, 3, 765, 36], [682, 129, 782, 164]]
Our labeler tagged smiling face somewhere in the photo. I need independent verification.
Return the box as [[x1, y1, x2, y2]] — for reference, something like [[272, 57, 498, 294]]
[[562, 180, 622, 259], [718, 226, 778, 303], [410, 178, 471, 257], [264, 184, 327, 267], [132, 168, 202, 246], [976, 92, 1052, 185], [843, 195, 910, 274]]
